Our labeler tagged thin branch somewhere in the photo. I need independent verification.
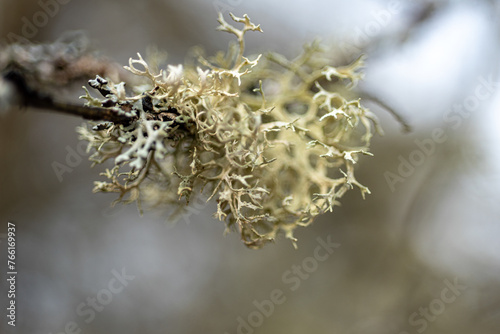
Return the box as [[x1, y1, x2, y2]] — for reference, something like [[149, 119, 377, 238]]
[[359, 91, 412, 133], [2, 70, 135, 125]]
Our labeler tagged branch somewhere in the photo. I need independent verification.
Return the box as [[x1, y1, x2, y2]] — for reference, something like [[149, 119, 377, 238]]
[[359, 91, 412, 133], [1, 70, 135, 125]]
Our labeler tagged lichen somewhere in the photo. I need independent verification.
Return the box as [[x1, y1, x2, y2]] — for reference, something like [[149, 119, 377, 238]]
[[77, 13, 382, 248]]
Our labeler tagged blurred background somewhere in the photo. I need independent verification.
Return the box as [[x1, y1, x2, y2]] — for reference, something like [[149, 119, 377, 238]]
[[1, 0, 500, 333]]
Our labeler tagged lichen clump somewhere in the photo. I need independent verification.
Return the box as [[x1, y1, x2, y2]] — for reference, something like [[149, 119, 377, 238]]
[[77, 13, 381, 248]]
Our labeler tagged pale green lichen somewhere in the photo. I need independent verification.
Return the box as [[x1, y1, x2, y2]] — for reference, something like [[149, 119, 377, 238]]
[[77, 13, 381, 248]]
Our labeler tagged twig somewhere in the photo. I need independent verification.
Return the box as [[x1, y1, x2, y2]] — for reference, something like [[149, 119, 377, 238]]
[[359, 91, 412, 133], [2, 70, 134, 124]]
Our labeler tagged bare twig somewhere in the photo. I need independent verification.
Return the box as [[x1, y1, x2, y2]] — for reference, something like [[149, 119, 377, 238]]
[[359, 91, 412, 133]]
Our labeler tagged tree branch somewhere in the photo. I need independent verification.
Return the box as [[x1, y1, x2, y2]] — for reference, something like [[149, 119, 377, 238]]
[[2, 70, 135, 124], [359, 91, 412, 133]]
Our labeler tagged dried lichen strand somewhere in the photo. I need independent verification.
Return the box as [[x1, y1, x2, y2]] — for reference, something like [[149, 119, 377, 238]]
[[77, 13, 381, 249]]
